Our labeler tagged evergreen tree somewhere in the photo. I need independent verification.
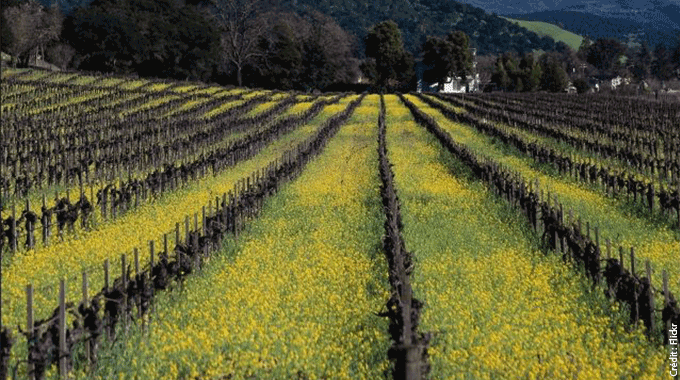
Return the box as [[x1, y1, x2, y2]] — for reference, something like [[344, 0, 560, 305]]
[[652, 44, 674, 81], [363, 20, 413, 91], [491, 59, 511, 91], [585, 38, 626, 77], [540, 53, 568, 92], [631, 41, 653, 81]]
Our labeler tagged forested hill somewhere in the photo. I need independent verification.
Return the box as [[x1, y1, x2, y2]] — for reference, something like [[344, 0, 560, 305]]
[[277, 0, 559, 55], [45, 0, 560, 55]]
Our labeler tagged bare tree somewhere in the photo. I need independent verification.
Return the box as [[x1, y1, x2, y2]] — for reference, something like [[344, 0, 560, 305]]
[[476, 54, 496, 90], [211, 0, 269, 87], [3, 1, 61, 67]]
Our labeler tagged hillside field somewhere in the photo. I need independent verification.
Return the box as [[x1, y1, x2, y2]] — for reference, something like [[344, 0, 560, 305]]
[[505, 18, 584, 51], [0, 68, 676, 379]]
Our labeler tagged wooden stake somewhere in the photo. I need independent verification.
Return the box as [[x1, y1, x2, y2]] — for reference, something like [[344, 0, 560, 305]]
[[606, 239, 611, 259], [59, 279, 67, 379], [82, 271, 90, 365], [630, 247, 636, 276], [26, 284, 34, 380]]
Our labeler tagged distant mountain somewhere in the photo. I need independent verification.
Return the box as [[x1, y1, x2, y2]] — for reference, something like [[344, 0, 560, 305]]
[[278, 0, 560, 55], [41, 0, 562, 55], [460, 0, 680, 47]]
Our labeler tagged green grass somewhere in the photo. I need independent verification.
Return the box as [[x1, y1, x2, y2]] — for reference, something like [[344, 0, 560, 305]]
[[505, 18, 584, 51]]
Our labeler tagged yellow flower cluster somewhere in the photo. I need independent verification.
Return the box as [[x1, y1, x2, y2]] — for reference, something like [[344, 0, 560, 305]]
[[118, 79, 150, 91], [200, 99, 247, 119], [97, 77, 127, 87], [86, 95, 391, 379], [66, 74, 101, 86], [2, 94, 354, 348], [119, 94, 181, 118], [144, 82, 174, 92], [13, 69, 53, 81], [43, 73, 79, 83], [384, 95, 666, 378], [170, 85, 198, 94], [0, 67, 26, 78], [192, 86, 227, 96], [29, 88, 113, 116], [406, 95, 680, 297]]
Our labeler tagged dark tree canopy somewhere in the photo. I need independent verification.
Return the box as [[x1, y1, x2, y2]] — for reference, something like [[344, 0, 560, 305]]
[[539, 53, 569, 92], [652, 44, 675, 81], [363, 20, 414, 91], [491, 52, 566, 93], [630, 41, 653, 81], [422, 31, 473, 90], [244, 11, 358, 91], [584, 38, 626, 77], [63, 0, 219, 81]]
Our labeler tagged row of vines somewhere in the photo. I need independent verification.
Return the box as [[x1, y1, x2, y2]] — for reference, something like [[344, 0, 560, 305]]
[[0, 67, 675, 378]]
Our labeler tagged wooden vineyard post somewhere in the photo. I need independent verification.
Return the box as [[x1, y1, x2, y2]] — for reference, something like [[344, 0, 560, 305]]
[[185, 216, 190, 248], [645, 260, 655, 337], [202, 206, 207, 254], [58, 279, 67, 379], [26, 199, 34, 249], [42, 195, 49, 246], [175, 223, 180, 247], [134, 248, 140, 276], [104, 259, 111, 340], [619, 247, 624, 268], [11, 204, 16, 254], [26, 285, 34, 380], [82, 271, 91, 366], [606, 239, 611, 259], [134, 248, 141, 320], [664, 270, 671, 344], [101, 185, 107, 221], [150, 240, 156, 321], [630, 247, 636, 276], [121, 253, 128, 334], [194, 212, 200, 269]]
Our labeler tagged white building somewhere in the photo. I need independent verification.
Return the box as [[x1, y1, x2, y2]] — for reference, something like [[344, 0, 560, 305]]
[[417, 73, 481, 93], [417, 48, 479, 93]]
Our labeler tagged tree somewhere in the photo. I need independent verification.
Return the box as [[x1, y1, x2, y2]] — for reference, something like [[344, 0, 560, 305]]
[[421, 31, 472, 91], [652, 44, 674, 82], [247, 11, 358, 91], [255, 21, 302, 90], [540, 53, 569, 92], [630, 41, 653, 81], [572, 78, 590, 93], [3, 0, 61, 67], [64, 0, 218, 80], [422, 36, 454, 91], [491, 59, 510, 91], [363, 20, 413, 91], [584, 38, 626, 77], [299, 11, 359, 90], [211, 0, 268, 87], [673, 35, 680, 78], [519, 53, 541, 92]]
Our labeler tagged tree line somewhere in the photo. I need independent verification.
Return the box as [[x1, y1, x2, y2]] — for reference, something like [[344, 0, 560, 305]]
[[1, 0, 362, 91], [489, 37, 680, 93], [2, 0, 678, 93]]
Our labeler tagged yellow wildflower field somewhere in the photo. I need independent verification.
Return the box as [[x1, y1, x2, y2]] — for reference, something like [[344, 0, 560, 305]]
[[1, 96, 354, 331], [86, 95, 391, 379], [385, 95, 666, 379], [405, 95, 680, 298]]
